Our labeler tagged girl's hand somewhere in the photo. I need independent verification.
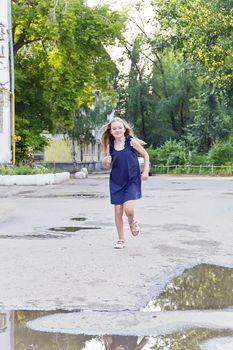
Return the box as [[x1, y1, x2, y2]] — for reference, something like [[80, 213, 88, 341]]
[[141, 171, 149, 181], [102, 155, 112, 169]]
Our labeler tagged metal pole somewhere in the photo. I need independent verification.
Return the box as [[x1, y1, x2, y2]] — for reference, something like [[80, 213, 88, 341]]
[[8, 0, 16, 164]]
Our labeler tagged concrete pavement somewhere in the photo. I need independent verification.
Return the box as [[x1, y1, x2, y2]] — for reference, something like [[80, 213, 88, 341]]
[[0, 174, 233, 340]]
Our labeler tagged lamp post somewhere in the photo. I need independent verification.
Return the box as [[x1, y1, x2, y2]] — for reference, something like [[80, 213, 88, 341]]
[[0, 0, 19, 164], [0, 1, 11, 164], [8, 0, 20, 165]]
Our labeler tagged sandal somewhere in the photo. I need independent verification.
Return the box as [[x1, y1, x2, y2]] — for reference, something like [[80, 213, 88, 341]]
[[114, 240, 126, 249], [129, 219, 140, 236]]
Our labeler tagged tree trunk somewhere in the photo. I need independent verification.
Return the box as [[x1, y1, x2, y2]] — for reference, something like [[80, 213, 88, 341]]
[[207, 82, 217, 149]]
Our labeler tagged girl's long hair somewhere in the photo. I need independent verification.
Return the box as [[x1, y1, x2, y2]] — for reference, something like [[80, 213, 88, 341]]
[[100, 117, 145, 156]]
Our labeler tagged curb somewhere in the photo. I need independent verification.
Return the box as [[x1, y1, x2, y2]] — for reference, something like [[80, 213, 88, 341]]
[[0, 172, 70, 186]]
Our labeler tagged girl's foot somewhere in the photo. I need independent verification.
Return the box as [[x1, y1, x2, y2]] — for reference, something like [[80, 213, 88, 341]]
[[114, 240, 126, 249], [129, 218, 140, 236]]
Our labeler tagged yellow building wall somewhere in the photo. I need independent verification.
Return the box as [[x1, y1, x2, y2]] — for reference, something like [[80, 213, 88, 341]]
[[44, 139, 72, 162]]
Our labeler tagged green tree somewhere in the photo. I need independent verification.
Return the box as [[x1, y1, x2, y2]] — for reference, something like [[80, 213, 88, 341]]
[[117, 38, 199, 147], [13, 0, 125, 162], [67, 91, 114, 163], [185, 88, 232, 152], [152, 0, 233, 91], [116, 36, 151, 142], [148, 52, 198, 145], [149, 0, 233, 151]]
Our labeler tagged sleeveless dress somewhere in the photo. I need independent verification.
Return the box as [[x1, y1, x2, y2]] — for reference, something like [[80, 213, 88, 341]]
[[109, 135, 141, 205]]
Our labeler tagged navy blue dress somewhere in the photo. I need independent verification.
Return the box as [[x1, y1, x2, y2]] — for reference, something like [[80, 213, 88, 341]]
[[109, 135, 141, 205]]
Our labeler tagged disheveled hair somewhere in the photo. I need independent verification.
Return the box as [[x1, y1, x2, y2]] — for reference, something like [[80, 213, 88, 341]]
[[100, 117, 145, 156]]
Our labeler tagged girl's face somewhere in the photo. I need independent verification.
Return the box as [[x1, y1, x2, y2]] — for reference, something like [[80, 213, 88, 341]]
[[110, 121, 125, 139]]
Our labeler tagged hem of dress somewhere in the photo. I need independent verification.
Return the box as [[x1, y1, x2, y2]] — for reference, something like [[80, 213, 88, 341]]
[[110, 196, 141, 205]]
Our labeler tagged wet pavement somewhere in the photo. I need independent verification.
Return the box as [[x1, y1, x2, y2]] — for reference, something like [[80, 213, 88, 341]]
[[0, 174, 233, 349], [1, 309, 233, 350]]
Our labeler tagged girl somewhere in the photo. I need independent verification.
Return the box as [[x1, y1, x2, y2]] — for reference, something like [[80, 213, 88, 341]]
[[100, 117, 150, 249]]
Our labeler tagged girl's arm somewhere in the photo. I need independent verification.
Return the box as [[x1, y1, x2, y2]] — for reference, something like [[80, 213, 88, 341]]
[[101, 145, 112, 169], [131, 138, 150, 181]]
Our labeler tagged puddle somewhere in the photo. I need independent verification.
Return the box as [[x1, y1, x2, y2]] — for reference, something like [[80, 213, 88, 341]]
[[1, 264, 233, 349], [0, 233, 66, 240], [174, 188, 196, 191], [70, 217, 87, 221], [1, 310, 91, 350], [20, 193, 105, 198], [0, 225, 101, 239], [1, 310, 233, 350], [0, 190, 35, 198], [145, 263, 233, 311], [49, 226, 101, 232], [149, 328, 233, 350], [16, 190, 36, 195]]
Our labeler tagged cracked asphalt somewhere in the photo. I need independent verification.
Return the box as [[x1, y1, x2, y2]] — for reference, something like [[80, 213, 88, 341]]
[[0, 174, 233, 339]]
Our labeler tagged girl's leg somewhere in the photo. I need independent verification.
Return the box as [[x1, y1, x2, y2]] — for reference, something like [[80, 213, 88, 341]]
[[114, 204, 125, 241], [124, 200, 140, 236], [123, 200, 135, 224]]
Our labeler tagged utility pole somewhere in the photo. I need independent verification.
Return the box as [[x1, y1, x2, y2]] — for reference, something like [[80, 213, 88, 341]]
[[0, 0, 12, 164]]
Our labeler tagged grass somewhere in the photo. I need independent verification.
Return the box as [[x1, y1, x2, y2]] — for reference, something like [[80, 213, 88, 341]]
[[0, 164, 64, 175]]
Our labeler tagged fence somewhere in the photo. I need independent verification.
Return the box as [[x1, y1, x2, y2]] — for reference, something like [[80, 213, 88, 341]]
[[153, 164, 233, 175]]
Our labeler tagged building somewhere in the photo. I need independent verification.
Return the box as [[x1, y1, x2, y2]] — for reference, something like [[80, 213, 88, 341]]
[[37, 132, 103, 173]]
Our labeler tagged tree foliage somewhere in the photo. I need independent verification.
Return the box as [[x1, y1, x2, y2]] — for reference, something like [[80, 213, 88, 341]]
[[152, 0, 233, 91], [12, 0, 232, 163], [12, 0, 125, 162], [116, 0, 233, 158]]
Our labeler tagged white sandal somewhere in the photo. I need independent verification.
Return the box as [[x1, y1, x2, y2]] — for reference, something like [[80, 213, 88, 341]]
[[129, 219, 140, 236], [114, 240, 126, 249]]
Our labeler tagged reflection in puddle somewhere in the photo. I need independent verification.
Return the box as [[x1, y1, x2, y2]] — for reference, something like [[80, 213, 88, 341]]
[[49, 226, 101, 232], [1, 264, 233, 349], [102, 336, 150, 350], [149, 328, 233, 350], [145, 263, 233, 311], [1, 310, 233, 350], [1, 311, 151, 350], [14, 311, 90, 350]]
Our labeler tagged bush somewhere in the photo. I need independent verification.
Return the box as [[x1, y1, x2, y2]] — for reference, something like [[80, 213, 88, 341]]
[[147, 146, 158, 166], [207, 138, 233, 165], [148, 140, 187, 166], [0, 165, 63, 175], [189, 152, 209, 165]]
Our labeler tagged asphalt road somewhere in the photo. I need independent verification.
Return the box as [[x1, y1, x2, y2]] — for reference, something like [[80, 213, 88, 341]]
[[0, 174, 233, 341]]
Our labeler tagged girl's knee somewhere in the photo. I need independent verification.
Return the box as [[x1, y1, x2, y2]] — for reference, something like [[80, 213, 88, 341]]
[[115, 205, 123, 216], [123, 201, 134, 217], [124, 207, 134, 219]]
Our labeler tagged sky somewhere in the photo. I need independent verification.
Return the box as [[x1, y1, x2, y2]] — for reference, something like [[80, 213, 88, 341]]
[[86, 0, 153, 39], [86, 0, 154, 74]]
